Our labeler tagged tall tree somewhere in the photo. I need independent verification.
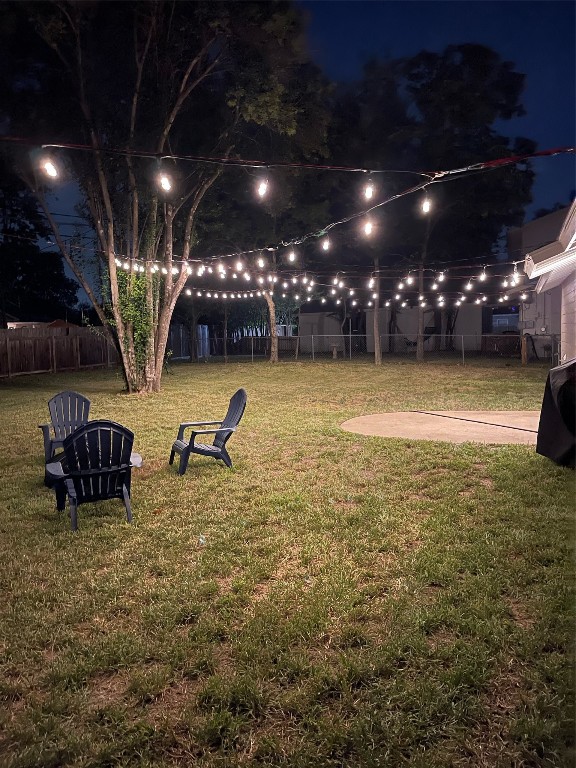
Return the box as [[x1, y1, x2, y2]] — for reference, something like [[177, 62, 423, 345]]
[[1, 0, 327, 391], [321, 45, 535, 360]]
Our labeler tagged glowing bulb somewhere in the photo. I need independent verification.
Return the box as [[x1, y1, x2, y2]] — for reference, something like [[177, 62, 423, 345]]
[[438, 273, 445, 282], [364, 183, 374, 200], [395, 294, 401, 300], [42, 159, 58, 178], [364, 220, 373, 236], [479, 271, 487, 281], [431, 282, 438, 290], [368, 301, 373, 307], [321, 298, 326, 304], [401, 301, 407, 307], [288, 251, 296, 262], [520, 293, 527, 301], [220, 272, 226, 279], [257, 258, 265, 268], [406, 276, 414, 285], [257, 179, 268, 197], [368, 278, 374, 289], [465, 282, 473, 291], [236, 261, 243, 271], [158, 173, 172, 192], [322, 238, 330, 251], [385, 301, 390, 307], [244, 272, 250, 281], [185, 289, 191, 296], [338, 281, 344, 289], [422, 198, 431, 214]]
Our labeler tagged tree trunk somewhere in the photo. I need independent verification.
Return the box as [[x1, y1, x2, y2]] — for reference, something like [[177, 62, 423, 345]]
[[373, 256, 382, 365], [264, 292, 278, 363], [223, 304, 228, 363], [416, 263, 425, 361]]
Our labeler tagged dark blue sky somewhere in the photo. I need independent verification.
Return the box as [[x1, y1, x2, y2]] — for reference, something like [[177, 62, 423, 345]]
[[300, 0, 575, 218]]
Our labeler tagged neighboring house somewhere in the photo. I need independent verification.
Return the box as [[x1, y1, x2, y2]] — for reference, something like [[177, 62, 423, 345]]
[[511, 202, 576, 362]]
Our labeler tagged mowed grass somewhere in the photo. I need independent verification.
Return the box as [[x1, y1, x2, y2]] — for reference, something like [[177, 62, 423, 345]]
[[0, 360, 574, 768]]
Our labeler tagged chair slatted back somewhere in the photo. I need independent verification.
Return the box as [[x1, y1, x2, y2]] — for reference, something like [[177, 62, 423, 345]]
[[62, 420, 134, 505], [48, 391, 91, 442], [214, 389, 247, 449]]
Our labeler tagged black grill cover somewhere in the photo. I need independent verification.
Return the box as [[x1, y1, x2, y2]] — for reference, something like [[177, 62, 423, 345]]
[[536, 357, 576, 468]]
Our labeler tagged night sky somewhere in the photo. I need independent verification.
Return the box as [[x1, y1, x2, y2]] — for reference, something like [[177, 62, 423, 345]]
[[299, 0, 575, 218]]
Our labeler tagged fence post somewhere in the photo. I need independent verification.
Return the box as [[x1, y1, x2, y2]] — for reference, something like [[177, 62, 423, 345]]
[[6, 336, 12, 378], [349, 329, 352, 360], [251, 336, 254, 363], [311, 335, 315, 362], [521, 334, 527, 365], [51, 336, 57, 373], [74, 336, 81, 370], [461, 336, 465, 365]]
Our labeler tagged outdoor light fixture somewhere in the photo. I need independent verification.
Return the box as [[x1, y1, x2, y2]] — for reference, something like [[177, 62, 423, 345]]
[[363, 219, 373, 236], [422, 197, 432, 214], [322, 237, 330, 251], [257, 179, 269, 197], [288, 250, 296, 262], [364, 182, 375, 200], [158, 173, 172, 192], [479, 270, 487, 281], [257, 257, 265, 268], [41, 157, 59, 178]]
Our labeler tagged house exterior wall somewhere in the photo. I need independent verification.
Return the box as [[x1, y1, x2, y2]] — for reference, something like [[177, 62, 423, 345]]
[[297, 312, 343, 352], [365, 305, 484, 351], [519, 287, 562, 337], [560, 271, 576, 361]]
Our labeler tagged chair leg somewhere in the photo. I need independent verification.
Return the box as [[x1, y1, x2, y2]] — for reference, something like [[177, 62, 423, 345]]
[[69, 496, 78, 532], [221, 449, 233, 468], [178, 450, 190, 475], [55, 481, 67, 512], [122, 484, 132, 523], [169, 449, 175, 465]]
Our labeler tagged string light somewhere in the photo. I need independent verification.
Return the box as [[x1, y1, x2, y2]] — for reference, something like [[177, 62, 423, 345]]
[[257, 179, 269, 198], [321, 237, 330, 251], [363, 219, 373, 236], [422, 197, 432, 214], [41, 158, 59, 178], [364, 182, 375, 200]]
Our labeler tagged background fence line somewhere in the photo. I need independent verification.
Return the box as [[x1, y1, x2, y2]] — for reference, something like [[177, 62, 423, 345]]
[[0, 328, 117, 378], [0, 330, 558, 379], [171, 332, 559, 366]]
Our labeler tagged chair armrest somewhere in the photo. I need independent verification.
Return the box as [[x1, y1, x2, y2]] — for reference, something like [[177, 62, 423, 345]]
[[177, 420, 222, 440], [39, 424, 54, 461], [188, 426, 235, 445]]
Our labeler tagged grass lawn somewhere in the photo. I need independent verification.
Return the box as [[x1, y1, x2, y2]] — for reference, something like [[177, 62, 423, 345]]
[[0, 360, 574, 767]]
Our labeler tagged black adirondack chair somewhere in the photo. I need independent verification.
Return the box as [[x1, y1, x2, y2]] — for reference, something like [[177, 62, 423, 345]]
[[52, 420, 135, 531], [40, 391, 91, 485], [169, 388, 247, 475]]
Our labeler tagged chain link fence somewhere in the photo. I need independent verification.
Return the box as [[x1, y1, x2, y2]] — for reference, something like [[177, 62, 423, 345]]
[[177, 333, 559, 366]]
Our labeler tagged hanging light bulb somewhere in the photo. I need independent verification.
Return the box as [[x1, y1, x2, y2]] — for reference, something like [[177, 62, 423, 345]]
[[41, 157, 59, 178], [257, 257, 265, 268], [520, 293, 528, 301], [257, 179, 269, 198], [322, 237, 330, 251], [363, 219, 373, 236], [185, 289, 191, 296], [422, 197, 432, 214], [368, 278, 375, 289], [406, 276, 414, 285], [431, 282, 438, 290], [398, 282, 404, 290], [465, 281, 473, 291], [288, 250, 296, 262], [158, 173, 172, 192], [438, 272, 445, 282], [364, 182, 375, 200], [244, 272, 251, 281], [236, 260, 243, 271], [479, 270, 487, 281]]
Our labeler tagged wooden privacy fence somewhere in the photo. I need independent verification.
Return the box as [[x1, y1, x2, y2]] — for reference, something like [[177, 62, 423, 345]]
[[0, 327, 118, 378]]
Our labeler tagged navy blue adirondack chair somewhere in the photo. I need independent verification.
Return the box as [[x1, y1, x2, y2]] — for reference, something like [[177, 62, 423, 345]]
[[169, 388, 247, 475], [49, 420, 135, 531], [40, 391, 91, 485]]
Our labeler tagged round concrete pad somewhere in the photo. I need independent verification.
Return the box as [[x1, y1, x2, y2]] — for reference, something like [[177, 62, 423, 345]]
[[341, 411, 540, 445]]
